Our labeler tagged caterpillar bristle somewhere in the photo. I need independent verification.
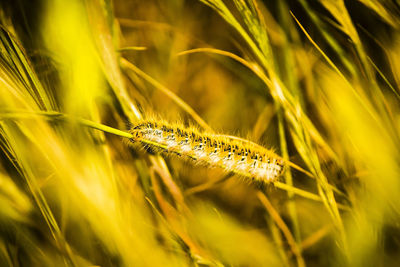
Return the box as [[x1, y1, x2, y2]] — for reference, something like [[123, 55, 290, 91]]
[[128, 119, 284, 183]]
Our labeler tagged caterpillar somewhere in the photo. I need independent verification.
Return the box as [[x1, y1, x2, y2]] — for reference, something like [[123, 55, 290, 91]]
[[129, 120, 284, 183]]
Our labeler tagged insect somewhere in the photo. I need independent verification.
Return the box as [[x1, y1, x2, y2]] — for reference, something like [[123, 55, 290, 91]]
[[129, 119, 284, 183]]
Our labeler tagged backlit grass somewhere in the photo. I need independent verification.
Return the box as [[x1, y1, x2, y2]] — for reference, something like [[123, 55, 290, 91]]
[[1, 0, 400, 266]]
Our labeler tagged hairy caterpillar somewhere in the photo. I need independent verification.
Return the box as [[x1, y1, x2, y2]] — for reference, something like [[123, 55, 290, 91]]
[[129, 120, 284, 183]]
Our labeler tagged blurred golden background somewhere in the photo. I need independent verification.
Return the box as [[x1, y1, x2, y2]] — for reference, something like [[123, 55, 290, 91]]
[[1, 0, 400, 266]]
